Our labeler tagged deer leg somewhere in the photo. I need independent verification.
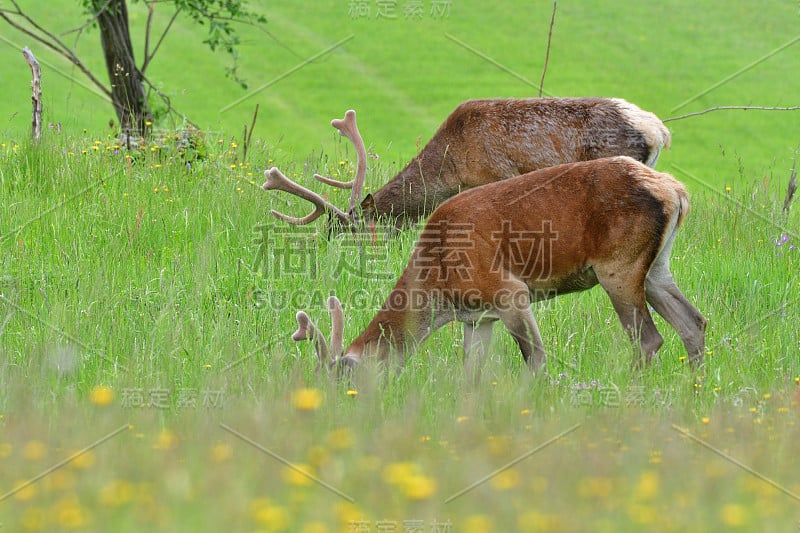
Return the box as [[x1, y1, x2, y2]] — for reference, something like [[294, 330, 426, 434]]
[[492, 284, 547, 372], [645, 264, 707, 368], [595, 267, 663, 367], [463, 319, 496, 382]]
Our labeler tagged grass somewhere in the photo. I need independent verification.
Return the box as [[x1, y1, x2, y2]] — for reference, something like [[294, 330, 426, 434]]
[[0, 129, 798, 531], [1, 0, 800, 531]]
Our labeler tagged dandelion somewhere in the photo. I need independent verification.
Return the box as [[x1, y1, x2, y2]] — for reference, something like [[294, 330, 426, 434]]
[[23, 440, 47, 461], [490, 469, 520, 490], [210, 443, 232, 463], [89, 385, 114, 406], [701, 416, 710, 424], [635, 470, 660, 500], [346, 389, 358, 397], [282, 463, 315, 486], [292, 388, 323, 411], [68, 449, 95, 469], [462, 515, 493, 533], [251, 500, 289, 529], [154, 429, 177, 450], [720, 503, 748, 527], [12, 480, 37, 501], [99, 479, 134, 506]]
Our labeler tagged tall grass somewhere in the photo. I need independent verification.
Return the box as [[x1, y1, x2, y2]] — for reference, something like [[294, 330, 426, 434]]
[[0, 129, 798, 531]]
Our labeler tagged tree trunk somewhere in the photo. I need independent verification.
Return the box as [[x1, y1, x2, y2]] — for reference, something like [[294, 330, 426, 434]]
[[95, 0, 152, 137]]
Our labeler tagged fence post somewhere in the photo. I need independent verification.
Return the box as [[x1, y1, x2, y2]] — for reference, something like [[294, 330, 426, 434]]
[[22, 46, 42, 142]]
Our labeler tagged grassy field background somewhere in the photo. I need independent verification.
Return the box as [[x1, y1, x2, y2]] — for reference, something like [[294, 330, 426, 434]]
[[1, 1, 799, 531]]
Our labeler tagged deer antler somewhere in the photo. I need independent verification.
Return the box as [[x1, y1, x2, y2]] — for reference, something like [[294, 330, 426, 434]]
[[293, 296, 345, 369], [262, 167, 351, 226], [313, 110, 368, 214]]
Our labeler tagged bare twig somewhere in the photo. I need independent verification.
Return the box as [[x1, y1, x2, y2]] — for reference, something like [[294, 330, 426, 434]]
[[664, 105, 800, 122], [141, 5, 182, 74], [242, 104, 259, 162], [22, 47, 42, 142], [539, 1, 557, 98], [60, 0, 113, 36]]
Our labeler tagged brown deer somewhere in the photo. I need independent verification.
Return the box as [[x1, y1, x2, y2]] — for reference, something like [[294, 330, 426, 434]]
[[263, 98, 671, 231], [277, 156, 706, 374]]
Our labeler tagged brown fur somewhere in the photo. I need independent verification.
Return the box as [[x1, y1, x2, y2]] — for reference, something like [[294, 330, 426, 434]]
[[361, 98, 671, 229], [343, 156, 705, 371]]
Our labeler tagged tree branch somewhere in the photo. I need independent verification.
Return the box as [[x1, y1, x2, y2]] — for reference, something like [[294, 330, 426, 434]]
[[0, 1, 111, 98], [141, 5, 182, 74], [60, 0, 113, 36], [664, 105, 800, 122]]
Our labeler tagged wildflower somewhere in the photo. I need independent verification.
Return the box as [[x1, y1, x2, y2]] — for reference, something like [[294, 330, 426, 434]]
[[635, 470, 660, 500], [292, 388, 323, 411], [250, 498, 290, 529], [346, 389, 358, 397], [462, 515, 493, 533], [282, 463, 315, 486], [23, 440, 47, 461], [490, 469, 520, 490], [210, 443, 232, 463], [701, 416, 710, 424], [720, 503, 748, 527], [99, 479, 134, 506], [90, 385, 114, 406]]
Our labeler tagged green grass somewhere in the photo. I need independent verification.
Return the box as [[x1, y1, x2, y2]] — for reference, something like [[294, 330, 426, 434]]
[[1, 1, 800, 531], [0, 130, 798, 531]]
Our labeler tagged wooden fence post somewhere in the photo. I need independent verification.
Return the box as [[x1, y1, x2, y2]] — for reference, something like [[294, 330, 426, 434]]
[[22, 46, 42, 142]]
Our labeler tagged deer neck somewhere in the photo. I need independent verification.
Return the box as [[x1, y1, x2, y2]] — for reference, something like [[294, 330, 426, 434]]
[[369, 138, 461, 227], [343, 274, 435, 362]]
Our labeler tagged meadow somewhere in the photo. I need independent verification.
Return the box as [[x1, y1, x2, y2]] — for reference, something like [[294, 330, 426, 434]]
[[1, 1, 800, 531]]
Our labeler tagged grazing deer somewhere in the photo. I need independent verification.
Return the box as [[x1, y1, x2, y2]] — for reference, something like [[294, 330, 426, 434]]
[[263, 98, 671, 231], [276, 156, 706, 374]]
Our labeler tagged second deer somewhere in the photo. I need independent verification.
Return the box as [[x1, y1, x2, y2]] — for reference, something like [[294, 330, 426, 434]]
[[263, 97, 671, 231]]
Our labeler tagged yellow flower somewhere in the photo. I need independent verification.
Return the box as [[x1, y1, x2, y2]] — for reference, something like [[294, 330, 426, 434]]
[[301, 522, 328, 533], [210, 443, 232, 463], [89, 385, 114, 406], [282, 463, 315, 486], [461, 515, 493, 533], [67, 449, 95, 469], [346, 389, 358, 397], [701, 416, 710, 424], [249, 498, 290, 530], [154, 429, 177, 450], [55, 494, 89, 528], [402, 474, 437, 500], [99, 480, 134, 506], [635, 470, 660, 500], [720, 503, 748, 527], [489, 469, 520, 491], [382, 461, 436, 500], [21, 506, 46, 530], [292, 388, 323, 411], [12, 480, 37, 501], [23, 440, 47, 461]]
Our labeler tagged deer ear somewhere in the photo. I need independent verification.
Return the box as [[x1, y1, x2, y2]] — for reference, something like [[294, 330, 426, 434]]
[[360, 193, 377, 218]]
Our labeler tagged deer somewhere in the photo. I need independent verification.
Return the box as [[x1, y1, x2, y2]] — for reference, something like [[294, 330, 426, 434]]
[[263, 97, 672, 231], [270, 156, 706, 375]]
